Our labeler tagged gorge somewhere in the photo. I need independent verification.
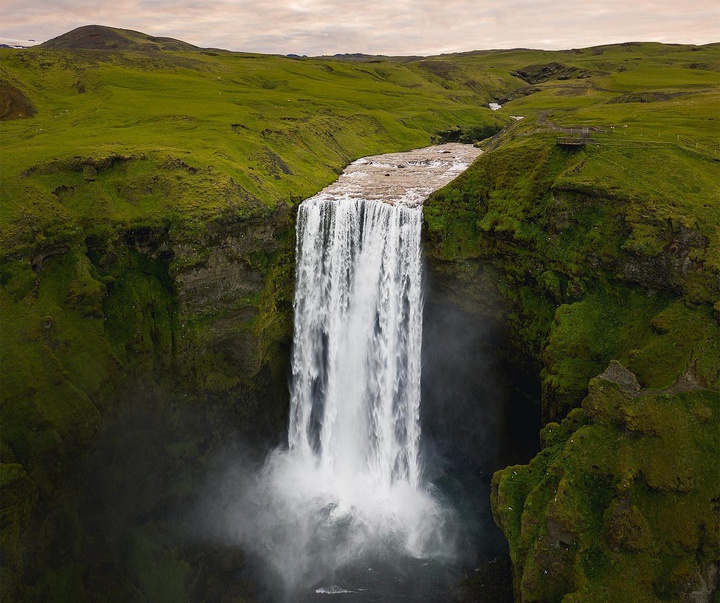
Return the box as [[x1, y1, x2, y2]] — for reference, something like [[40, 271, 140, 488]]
[[1, 29, 718, 602]]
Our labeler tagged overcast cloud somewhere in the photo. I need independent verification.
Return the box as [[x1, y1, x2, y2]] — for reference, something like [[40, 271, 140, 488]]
[[1, 0, 718, 55]]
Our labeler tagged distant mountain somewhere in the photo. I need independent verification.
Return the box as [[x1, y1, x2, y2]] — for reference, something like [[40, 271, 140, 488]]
[[328, 52, 421, 62], [0, 38, 39, 49], [39, 24, 199, 52]]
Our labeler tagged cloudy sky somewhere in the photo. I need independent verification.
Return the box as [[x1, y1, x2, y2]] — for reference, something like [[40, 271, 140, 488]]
[[2, 1, 718, 55]]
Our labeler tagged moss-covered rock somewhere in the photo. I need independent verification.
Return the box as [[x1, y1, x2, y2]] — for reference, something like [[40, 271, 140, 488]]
[[425, 124, 719, 601], [0, 201, 296, 597], [0, 463, 39, 600], [425, 134, 720, 421], [491, 367, 720, 602]]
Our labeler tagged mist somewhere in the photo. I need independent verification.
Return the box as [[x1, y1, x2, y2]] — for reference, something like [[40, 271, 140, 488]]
[[191, 293, 539, 602], [198, 444, 464, 600]]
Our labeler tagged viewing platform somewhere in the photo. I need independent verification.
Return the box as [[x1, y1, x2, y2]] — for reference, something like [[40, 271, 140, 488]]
[[557, 127, 599, 148]]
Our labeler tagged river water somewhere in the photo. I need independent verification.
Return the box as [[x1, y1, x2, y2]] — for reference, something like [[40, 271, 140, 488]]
[[287, 144, 481, 600]]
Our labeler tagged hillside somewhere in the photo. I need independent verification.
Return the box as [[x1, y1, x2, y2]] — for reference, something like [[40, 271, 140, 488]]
[[0, 37, 514, 259], [423, 42, 720, 602], [0, 30, 719, 601], [39, 24, 200, 52]]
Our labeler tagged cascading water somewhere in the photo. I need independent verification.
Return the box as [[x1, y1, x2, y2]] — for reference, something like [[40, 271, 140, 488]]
[[214, 144, 483, 599], [290, 197, 424, 492]]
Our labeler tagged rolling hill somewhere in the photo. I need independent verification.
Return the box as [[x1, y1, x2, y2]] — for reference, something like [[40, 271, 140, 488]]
[[39, 24, 200, 52]]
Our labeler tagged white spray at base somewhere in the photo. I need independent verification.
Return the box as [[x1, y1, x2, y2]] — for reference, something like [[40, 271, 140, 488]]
[[220, 145, 481, 592]]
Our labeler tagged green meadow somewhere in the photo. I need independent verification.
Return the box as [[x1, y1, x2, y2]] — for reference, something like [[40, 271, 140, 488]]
[[2, 40, 718, 262], [0, 46, 514, 258]]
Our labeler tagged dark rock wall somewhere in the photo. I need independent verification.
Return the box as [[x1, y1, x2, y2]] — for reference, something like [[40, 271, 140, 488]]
[[0, 205, 296, 601]]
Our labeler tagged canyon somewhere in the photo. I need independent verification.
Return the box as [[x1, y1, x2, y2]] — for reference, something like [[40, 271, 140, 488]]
[[1, 28, 718, 602]]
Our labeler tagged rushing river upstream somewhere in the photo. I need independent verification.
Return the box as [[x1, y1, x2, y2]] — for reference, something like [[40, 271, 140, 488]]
[[222, 144, 487, 601]]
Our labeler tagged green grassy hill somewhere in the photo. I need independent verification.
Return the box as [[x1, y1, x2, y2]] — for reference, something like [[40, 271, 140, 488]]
[[39, 24, 201, 52], [3, 37, 717, 262], [0, 37, 513, 259]]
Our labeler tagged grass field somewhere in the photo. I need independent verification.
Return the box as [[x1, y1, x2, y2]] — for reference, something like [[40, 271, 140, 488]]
[[0, 45, 516, 258], [2, 39, 718, 260]]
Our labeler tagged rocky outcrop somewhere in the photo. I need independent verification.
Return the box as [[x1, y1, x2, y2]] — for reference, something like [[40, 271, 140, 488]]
[[511, 62, 594, 84], [0, 83, 36, 120], [170, 204, 295, 388], [491, 365, 719, 602]]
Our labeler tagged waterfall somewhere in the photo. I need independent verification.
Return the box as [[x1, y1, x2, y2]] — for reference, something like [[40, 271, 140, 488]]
[[212, 145, 482, 594], [289, 196, 424, 491]]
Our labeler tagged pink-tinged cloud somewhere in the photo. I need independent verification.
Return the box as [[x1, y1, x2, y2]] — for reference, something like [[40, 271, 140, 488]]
[[1, 0, 718, 55]]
